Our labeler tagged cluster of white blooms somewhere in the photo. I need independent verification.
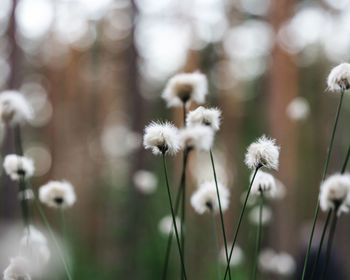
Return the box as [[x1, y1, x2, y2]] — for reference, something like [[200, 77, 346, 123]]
[[186, 106, 221, 131], [319, 173, 350, 216], [3, 256, 31, 280], [133, 170, 158, 195], [258, 249, 296, 277], [219, 244, 244, 267], [179, 125, 214, 151], [162, 72, 208, 107], [190, 180, 230, 215], [249, 205, 272, 226], [327, 63, 350, 92], [286, 97, 310, 121], [250, 171, 277, 197], [245, 135, 280, 170], [158, 215, 181, 236], [0, 90, 33, 126], [39, 180, 76, 209], [3, 154, 35, 181]]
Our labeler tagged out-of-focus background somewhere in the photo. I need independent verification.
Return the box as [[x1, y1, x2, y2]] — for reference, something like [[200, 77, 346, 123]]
[[0, 0, 350, 279]]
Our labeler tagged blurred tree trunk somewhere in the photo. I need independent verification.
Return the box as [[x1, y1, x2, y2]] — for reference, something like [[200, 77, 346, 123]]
[[268, 0, 298, 253]]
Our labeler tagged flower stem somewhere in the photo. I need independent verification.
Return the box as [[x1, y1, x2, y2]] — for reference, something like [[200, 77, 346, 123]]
[[25, 179, 73, 280], [162, 153, 187, 280], [310, 209, 332, 280], [209, 149, 231, 280], [341, 144, 350, 173], [301, 90, 344, 280], [180, 149, 188, 279], [224, 166, 260, 279], [19, 174, 30, 227], [14, 125, 23, 156], [252, 192, 264, 280], [210, 211, 221, 280], [321, 207, 339, 280]]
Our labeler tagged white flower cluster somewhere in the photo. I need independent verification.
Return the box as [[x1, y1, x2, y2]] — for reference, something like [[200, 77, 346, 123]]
[[249, 205, 272, 226], [3, 154, 35, 181], [219, 243, 244, 267], [259, 248, 296, 277], [319, 173, 350, 216], [39, 180, 76, 209], [327, 63, 350, 92], [158, 215, 181, 236], [250, 170, 277, 197], [133, 170, 158, 195]]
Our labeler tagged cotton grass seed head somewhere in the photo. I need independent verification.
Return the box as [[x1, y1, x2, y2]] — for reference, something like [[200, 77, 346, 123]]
[[133, 170, 158, 195], [249, 205, 272, 226], [158, 215, 181, 236], [39, 180, 76, 209], [219, 243, 244, 267], [327, 63, 350, 92], [259, 249, 296, 277], [3, 154, 35, 181], [251, 171, 277, 197], [245, 135, 280, 170], [143, 121, 180, 155], [3, 256, 31, 280], [0, 90, 33, 126], [286, 97, 310, 121], [186, 106, 221, 131], [190, 180, 230, 215], [161, 72, 208, 107], [319, 173, 350, 216], [179, 125, 214, 151]]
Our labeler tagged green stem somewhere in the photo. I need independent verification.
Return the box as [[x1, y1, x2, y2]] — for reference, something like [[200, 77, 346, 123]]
[[19, 174, 29, 227], [210, 211, 221, 280], [301, 90, 344, 280], [321, 207, 339, 280], [341, 144, 350, 173], [183, 102, 187, 127], [14, 125, 23, 156], [180, 150, 188, 279], [210, 149, 231, 280], [252, 192, 264, 280], [224, 166, 260, 279], [310, 209, 332, 280], [162, 154, 187, 280], [25, 179, 73, 280]]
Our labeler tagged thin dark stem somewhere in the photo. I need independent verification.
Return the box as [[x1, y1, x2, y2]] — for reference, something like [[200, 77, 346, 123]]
[[252, 192, 264, 280], [224, 166, 260, 279], [19, 174, 29, 227], [25, 179, 73, 280], [341, 144, 350, 173], [180, 150, 188, 280], [162, 150, 189, 280], [183, 102, 187, 127], [162, 154, 187, 280], [301, 90, 344, 280], [14, 125, 23, 156], [209, 149, 231, 280], [211, 211, 221, 280], [310, 209, 332, 280], [321, 208, 339, 280]]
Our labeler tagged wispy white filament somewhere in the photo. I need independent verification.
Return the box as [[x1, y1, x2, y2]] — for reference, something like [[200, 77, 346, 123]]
[[162, 72, 208, 107], [3, 154, 35, 181], [319, 173, 350, 216], [190, 180, 230, 215], [179, 125, 214, 151], [143, 121, 180, 156], [39, 180, 76, 209], [0, 90, 33, 126], [186, 106, 222, 131], [244, 135, 280, 170], [327, 63, 350, 92]]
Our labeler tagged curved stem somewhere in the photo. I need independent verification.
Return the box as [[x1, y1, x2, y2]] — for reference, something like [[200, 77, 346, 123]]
[[321, 208, 339, 280], [210, 211, 221, 280], [224, 166, 260, 279], [301, 90, 344, 280], [310, 209, 332, 280], [210, 149, 231, 280], [25, 180, 73, 280], [162, 154, 187, 280], [252, 192, 264, 280]]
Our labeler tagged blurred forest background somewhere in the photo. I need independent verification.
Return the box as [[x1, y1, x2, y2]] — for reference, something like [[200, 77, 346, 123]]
[[0, 0, 350, 279]]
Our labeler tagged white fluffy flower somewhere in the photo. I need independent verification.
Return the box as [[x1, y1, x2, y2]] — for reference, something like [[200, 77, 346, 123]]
[[161, 72, 208, 107], [190, 180, 230, 215], [39, 180, 76, 209], [179, 125, 214, 151], [3, 154, 35, 181], [327, 63, 350, 92], [186, 106, 221, 131], [3, 256, 31, 280], [319, 173, 350, 216], [286, 97, 310, 121], [251, 171, 277, 197], [219, 243, 244, 267], [244, 135, 280, 170], [143, 121, 180, 156], [0, 90, 33, 126], [259, 249, 295, 276], [20, 225, 50, 265], [133, 170, 158, 195], [158, 215, 181, 236], [249, 205, 272, 225]]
